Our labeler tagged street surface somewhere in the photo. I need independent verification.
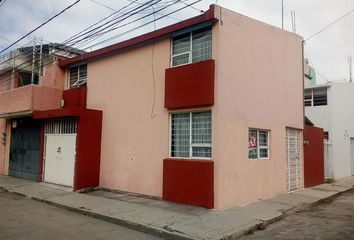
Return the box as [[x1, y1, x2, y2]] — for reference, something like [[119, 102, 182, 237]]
[[0, 189, 161, 240], [242, 188, 354, 240]]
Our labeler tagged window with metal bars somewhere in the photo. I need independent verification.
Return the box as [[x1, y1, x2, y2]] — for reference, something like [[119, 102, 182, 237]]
[[304, 87, 327, 106], [44, 119, 78, 134], [69, 64, 87, 88], [171, 26, 212, 67], [170, 111, 212, 159], [248, 129, 270, 159]]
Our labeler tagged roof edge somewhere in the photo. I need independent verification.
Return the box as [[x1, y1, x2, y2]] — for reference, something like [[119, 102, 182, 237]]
[[59, 4, 216, 68]]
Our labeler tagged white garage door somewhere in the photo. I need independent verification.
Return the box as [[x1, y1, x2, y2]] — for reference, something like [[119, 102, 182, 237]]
[[351, 138, 354, 176], [286, 128, 302, 191], [43, 119, 77, 187]]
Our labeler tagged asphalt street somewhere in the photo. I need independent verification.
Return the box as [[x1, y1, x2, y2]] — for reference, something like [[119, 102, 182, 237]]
[[241, 188, 354, 240], [0, 189, 161, 240]]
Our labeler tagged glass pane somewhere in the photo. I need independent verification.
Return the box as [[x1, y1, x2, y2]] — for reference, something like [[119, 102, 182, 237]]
[[259, 131, 268, 146], [192, 111, 211, 144], [172, 53, 189, 66], [171, 113, 190, 157], [172, 33, 190, 55], [249, 148, 258, 159], [192, 27, 212, 63], [69, 67, 78, 87], [259, 148, 269, 158], [192, 147, 211, 158]]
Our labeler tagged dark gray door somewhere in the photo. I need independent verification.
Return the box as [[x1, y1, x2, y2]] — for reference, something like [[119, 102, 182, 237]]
[[9, 118, 41, 181]]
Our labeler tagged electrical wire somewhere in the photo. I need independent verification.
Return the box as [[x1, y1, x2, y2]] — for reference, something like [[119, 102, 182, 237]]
[[0, 0, 204, 89], [0, 0, 81, 54], [305, 10, 354, 42]]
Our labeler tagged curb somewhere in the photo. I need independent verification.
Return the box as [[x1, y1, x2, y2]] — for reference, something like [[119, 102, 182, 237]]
[[1, 185, 352, 240]]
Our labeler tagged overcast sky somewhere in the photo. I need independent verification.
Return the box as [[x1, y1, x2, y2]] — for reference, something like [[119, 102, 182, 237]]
[[0, 0, 353, 84]]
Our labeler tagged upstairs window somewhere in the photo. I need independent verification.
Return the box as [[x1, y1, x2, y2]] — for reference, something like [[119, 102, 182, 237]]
[[69, 64, 87, 88], [171, 26, 212, 67], [304, 88, 327, 106], [170, 111, 212, 159]]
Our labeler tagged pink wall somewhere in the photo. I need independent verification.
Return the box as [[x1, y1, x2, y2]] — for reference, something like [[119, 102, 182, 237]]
[[42, 63, 66, 90], [0, 85, 62, 116], [86, 39, 170, 197], [85, 5, 303, 209], [212, 6, 304, 208]]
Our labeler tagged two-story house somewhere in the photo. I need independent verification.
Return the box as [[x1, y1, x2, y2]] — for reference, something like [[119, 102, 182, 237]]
[[1, 5, 304, 209]]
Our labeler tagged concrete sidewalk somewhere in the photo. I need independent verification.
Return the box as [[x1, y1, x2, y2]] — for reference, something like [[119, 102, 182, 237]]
[[0, 176, 353, 240]]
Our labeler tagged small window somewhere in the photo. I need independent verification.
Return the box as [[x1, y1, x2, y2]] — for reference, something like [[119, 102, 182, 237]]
[[249, 129, 270, 159], [304, 88, 327, 106], [313, 88, 327, 106], [69, 64, 87, 88], [171, 26, 212, 67], [170, 111, 212, 159]]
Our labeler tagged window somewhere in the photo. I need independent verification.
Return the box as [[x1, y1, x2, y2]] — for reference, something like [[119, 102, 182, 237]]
[[171, 26, 212, 67], [69, 64, 87, 88], [304, 87, 327, 106], [170, 111, 212, 159], [249, 129, 270, 159]]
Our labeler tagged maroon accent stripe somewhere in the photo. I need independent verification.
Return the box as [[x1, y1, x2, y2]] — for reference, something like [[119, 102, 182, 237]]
[[59, 5, 216, 67]]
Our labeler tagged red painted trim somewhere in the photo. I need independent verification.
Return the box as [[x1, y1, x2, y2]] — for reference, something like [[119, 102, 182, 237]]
[[63, 86, 87, 108], [304, 125, 324, 188], [38, 121, 44, 182], [74, 110, 103, 190], [163, 158, 214, 208], [165, 59, 215, 109], [33, 108, 87, 119], [59, 5, 216, 67]]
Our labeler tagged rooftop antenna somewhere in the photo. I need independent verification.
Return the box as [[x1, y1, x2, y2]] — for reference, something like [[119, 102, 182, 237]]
[[291, 10, 297, 33], [282, 0, 284, 29]]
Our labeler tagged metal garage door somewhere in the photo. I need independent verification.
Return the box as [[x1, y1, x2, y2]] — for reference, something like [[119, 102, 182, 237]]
[[286, 128, 302, 191], [9, 118, 41, 181], [351, 138, 354, 176], [43, 119, 77, 187]]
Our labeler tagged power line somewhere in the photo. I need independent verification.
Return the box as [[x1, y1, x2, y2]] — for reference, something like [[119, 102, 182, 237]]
[[0, 0, 196, 87], [0, 0, 6, 8], [305, 9, 354, 42], [0, 0, 203, 80], [87, 0, 116, 11], [0, 0, 81, 54]]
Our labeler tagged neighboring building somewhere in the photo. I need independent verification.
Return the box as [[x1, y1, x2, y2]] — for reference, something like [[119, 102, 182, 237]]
[[304, 58, 316, 88], [0, 5, 304, 209], [305, 82, 354, 180]]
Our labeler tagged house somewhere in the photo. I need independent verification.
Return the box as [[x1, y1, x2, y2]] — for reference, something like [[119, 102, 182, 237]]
[[0, 5, 304, 209], [0, 42, 103, 189], [305, 82, 354, 180]]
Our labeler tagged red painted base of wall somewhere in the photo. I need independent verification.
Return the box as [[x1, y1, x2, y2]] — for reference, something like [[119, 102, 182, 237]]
[[163, 158, 214, 209], [304, 125, 324, 188], [34, 87, 102, 190]]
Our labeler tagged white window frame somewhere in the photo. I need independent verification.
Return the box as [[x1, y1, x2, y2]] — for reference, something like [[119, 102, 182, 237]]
[[68, 64, 87, 89], [169, 110, 212, 160], [170, 26, 212, 67], [248, 129, 270, 160]]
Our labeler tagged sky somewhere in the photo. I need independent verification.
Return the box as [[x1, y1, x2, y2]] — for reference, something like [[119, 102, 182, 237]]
[[0, 0, 353, 84]]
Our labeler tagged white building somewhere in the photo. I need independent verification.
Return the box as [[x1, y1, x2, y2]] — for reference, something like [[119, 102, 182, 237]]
[[305, 81, 354, 179]]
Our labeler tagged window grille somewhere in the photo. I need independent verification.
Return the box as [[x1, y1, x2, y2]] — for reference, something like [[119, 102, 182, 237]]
[[304, 87, 327, 106], [286, 128, 302, 191], [69, 64, 87, 88], [170, 111, 212, 158], [248, 129, 270, 159], [45, 119, 78, 134], [171, 26, 212, 67]]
